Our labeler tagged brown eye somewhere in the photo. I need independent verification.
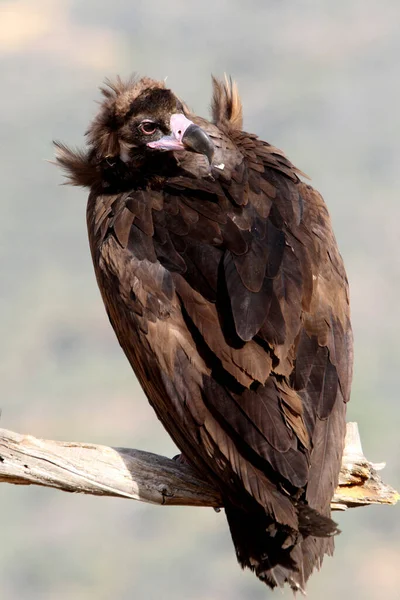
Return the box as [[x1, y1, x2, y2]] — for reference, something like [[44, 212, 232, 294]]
[[138, 120, 157, 135]]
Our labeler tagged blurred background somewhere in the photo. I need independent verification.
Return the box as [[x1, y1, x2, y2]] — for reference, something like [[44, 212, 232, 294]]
[[1, 1, 399, 598]]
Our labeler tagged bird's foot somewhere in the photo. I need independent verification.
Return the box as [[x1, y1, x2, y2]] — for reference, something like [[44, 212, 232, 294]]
[[172, 452, 191, 465]]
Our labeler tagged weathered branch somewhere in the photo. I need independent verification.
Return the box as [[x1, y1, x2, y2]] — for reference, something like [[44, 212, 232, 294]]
[[0, 423, 398, 510]]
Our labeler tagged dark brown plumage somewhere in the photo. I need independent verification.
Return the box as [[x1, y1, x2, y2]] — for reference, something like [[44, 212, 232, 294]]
[[55, 75, 353, 592]]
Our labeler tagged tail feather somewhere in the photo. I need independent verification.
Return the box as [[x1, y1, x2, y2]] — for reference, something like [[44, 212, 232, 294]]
[[225, 501, 338, 591]]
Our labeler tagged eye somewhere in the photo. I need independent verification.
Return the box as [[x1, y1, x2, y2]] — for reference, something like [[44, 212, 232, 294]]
[[138, 120, 158, 135]]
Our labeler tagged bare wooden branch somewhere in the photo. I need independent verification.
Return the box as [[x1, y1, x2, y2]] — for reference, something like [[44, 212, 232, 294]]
[[0, 423, 398, 510]]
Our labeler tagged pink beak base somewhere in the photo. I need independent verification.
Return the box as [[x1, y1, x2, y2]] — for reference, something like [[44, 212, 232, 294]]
[[147, 113, 194, 152]]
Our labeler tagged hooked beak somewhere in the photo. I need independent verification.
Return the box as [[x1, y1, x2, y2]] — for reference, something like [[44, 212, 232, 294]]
[[147, 114, 214, 164]]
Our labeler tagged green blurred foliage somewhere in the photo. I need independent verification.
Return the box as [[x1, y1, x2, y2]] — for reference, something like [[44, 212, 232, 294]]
[[0, 1, 399, 598]]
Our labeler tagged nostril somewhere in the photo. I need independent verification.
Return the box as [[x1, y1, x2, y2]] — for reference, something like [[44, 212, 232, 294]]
[[177, 130, 182, 135]]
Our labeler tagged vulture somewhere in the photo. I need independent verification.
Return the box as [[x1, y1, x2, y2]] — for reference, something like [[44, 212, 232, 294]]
[[55, 75, 353, 592]]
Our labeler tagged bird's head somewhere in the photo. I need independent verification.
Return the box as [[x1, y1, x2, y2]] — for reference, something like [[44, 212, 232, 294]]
[[90, 76, 215, 165], [55, 76, 215, 189]]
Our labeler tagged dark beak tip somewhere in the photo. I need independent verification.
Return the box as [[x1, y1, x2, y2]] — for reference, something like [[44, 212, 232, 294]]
[[182, 124, 215, 163]]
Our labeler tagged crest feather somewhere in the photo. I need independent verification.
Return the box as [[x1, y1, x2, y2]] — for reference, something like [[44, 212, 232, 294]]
[[211, 75, 243, 130]]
